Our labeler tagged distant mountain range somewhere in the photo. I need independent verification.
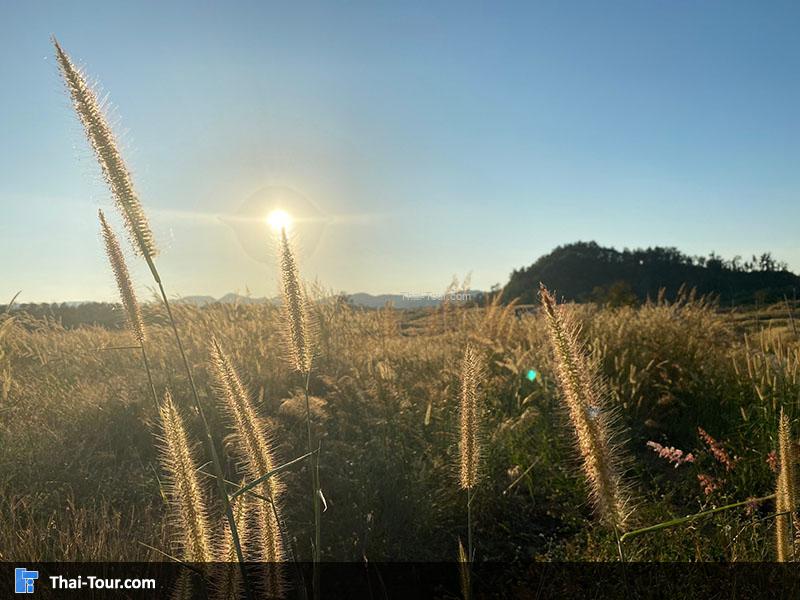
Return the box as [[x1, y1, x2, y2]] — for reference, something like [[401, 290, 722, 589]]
[[175, 291, 485, 309], [176, 293, 273, 307]]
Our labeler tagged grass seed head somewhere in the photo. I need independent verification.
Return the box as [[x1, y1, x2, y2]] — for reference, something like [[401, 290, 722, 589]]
[[98, 210, 145, 344], [54, 38, 157, 260], [277, 228, 313, 373], [459, 343, 483, 490], [209, 338, 285, 568], [775, 408, 796, 562], [157, 390, 213, 563], [539, 284, 632, 531]]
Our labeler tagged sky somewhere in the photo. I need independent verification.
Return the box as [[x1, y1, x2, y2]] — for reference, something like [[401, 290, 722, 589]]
[[1, 1, 799, 302]]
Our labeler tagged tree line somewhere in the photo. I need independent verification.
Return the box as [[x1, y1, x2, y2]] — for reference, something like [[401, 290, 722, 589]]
[[501, 241, 799, 306]]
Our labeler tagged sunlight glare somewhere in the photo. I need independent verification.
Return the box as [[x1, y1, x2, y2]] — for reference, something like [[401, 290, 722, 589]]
[[266, 209, 293, 233]]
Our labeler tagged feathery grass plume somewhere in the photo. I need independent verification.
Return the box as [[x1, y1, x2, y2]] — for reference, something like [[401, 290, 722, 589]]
[[55, 38, 249, 592], [458, 344, 482, 490], [217, 496, 251, 600], [218, 496, 284, 600], [277, 228, 313, 374], [221, 496, 251, 559], [98, 210, 145, 344], [276, 226, 320, 595], [209, 339, 285, 567], [252, 501, 285, 598], [458, 344, 483, 566], [539, 284, 631, 531], [157, 390, 213, 563], [775, 408, 796, 561], [53, 38, 157, 261]]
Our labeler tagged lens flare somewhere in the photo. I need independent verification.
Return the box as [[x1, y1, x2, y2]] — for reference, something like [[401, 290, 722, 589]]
[[266, 209, 292, 232]]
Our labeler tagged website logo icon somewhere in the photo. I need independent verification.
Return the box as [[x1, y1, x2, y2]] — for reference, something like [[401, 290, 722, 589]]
[[15, 568, 39, 594]]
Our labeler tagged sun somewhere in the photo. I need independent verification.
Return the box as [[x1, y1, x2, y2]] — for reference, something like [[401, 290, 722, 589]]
[[266, 209, 293, 232]]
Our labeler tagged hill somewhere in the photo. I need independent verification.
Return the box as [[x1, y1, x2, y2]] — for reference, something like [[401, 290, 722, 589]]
[[502, 241, 800, 305]]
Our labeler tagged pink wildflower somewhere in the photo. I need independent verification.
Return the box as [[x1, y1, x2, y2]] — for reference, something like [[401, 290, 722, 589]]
[[697, 473, 722, 496], [697, 427, 736, 471], [766, 450, 778, 473], [646, 441, 695, 467]]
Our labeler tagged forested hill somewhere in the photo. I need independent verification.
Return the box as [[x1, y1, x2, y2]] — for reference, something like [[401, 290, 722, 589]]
[[502, 242, 800, 305]]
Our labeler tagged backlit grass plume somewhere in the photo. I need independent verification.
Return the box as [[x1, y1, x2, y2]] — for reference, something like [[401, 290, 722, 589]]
[[458, 343, 483, 568], [775, 408, 796, 562], [209, 338, 285, 566], [56, 38, 248, 592], [157, 390, 213, 563], [276, 226, 320, 593], [53, 38, 157, 261], [278, 228, 313, 374], [53, 37, 158, 259], [217, 496, 251, 600], [98, 209, 144, 345], [99, 208, 158, 410], [539, 284, 631, 532], [253, 502, 285, 598], [221, 496, 251, 561], [458, 344, 482, 491]]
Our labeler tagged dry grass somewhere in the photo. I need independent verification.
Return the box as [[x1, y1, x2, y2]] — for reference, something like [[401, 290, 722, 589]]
[[98, 210, 145, 345], [157, 390, 214, 563], [209, 338, 285, 573], [53, 38, 157, 261], [539, 285, 631, 531], [278, 228, 314, 375], [5, 38, 800, 581], [458, 344, 483, 491], [775, 409, 796, 561], [3, 294, 799, 564]]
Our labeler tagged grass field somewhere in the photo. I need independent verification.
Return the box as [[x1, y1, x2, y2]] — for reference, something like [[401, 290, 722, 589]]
[[2, 293, 798, 565], [4, 38, 800, 599]]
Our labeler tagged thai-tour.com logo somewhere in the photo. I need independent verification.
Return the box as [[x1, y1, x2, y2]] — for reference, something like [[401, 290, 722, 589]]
[[14, 567, 156, 593], [14, 568, 38, 594]]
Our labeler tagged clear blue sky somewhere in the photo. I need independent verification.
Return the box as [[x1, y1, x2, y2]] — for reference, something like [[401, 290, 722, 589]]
[[2, 1, 799, 302]]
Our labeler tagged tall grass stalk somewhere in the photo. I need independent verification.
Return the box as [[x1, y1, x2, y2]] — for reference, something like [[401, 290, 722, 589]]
[[221, 496, 251, 561], [210, 338, 285, 595], [458, 344, 482, 563], [53, 39, 156, 264], [157, 390, 214, 563], [54, 38, 250, 596], [277, 227, 320, 596], [219, 496, 251, 600], [619, 494, 776, 544], [775, 409, 796, 561], [539, 284, 631, 536], [98, 209, 158, 409]]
